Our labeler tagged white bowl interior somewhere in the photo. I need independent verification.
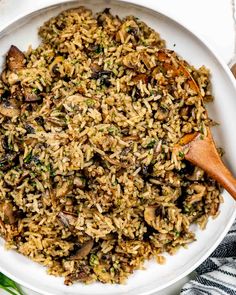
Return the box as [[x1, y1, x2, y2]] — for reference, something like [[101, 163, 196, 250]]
[[0, 1, 236, 295]]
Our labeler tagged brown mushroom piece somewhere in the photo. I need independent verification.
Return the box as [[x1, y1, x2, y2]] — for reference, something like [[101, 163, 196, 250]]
[[103, 154, 129, 168], [0, 202, 16, 225], [58, 211, 77, 230], [24, 87, 41, 102], [186, 183, 206, 204], [6, 45, 25, 71], [0, 99, 20, 117], [0, 151, 19, 171], [69, 239, 94, 260], [154, 107, 169, 121], [90, 62, 101, 76], [144, 205, 164, 230], [186, 166, 204, 181]]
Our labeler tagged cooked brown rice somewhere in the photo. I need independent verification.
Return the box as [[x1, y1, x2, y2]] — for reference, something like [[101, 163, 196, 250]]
[[0, 7, 222, 285]]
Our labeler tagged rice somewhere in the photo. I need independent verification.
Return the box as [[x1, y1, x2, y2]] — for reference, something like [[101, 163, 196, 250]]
[[0, 7, 222, 285]]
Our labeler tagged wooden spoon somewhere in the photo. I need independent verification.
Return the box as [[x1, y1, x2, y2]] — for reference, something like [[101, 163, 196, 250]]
[[155, 49, 236, 201], [175, 129, 236, 201]]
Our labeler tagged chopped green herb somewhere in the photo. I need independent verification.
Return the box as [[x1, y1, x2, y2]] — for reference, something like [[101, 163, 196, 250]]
[[108, 126, 118, 135], [71, 59, 78, 65], [146, 139, 156, 149], [183, 205, 191, 213], [86, 99, 95, 106], [178, 151, 185, 158], [174, 230, 180, 237], [110, 267, 115, 274], [23, 151, 32, 163], [46, 163, 55, 177], [30, 172, 36, 178], [89, 254, 99, 266]]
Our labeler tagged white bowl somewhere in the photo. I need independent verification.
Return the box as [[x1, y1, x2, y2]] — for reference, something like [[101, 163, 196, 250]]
[[0, 1, 236, 294]]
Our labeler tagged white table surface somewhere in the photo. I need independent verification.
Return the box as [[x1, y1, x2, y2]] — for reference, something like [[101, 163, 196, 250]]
[[0, 0, 235, 294]]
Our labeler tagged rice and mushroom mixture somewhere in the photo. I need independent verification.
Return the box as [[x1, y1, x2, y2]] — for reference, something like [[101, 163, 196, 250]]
[[0, 7, 222, 285]]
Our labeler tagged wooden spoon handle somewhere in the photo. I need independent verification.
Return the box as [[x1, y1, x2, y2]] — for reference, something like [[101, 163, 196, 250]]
[[185, 132, 236, 201]]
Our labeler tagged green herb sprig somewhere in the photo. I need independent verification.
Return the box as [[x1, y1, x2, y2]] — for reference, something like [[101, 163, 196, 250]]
[[0, 273, 24, 295]]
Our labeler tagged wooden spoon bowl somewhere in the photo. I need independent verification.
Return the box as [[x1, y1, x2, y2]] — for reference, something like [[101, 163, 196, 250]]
[[175, 129, 236, 201]]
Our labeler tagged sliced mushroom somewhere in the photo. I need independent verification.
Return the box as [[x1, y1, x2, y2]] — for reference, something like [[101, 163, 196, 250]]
[[0, 151, 18, 171], [2, 136, 11, 151], [91, 70, 113, 87], [69, 239, 94, 260], [49, 56, 64, 75], [154, 107, 169, 121], [186, 166, 204, 181], [90, 61, 101, 72], [24, 87, 41, 102], [144, 205, 164, 230], [0, 202, 16, 224], [103, 154, 129, 168], [186, 183, 206, 204], [58, 211, 77, 229], [6, 45, 25, 71], [0, 99, 20, 117]]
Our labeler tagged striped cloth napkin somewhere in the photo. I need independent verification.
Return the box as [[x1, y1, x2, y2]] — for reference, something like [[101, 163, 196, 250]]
[[180, 219, 236, 295]]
